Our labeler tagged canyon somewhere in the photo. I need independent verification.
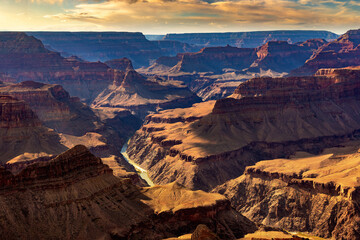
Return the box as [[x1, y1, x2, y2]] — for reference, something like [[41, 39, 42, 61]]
[[2, 27, 360, 240], [0, 145, 257, 240], [140, 39, 326, 101], [92, 58, 201, 118], [127, 67, 360, 191]]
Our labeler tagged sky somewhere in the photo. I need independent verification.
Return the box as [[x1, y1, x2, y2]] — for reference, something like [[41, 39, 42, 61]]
[[0, 0, 359, 34]]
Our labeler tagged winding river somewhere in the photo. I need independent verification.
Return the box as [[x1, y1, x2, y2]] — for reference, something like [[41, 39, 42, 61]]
[[121, 141, 155, 186]]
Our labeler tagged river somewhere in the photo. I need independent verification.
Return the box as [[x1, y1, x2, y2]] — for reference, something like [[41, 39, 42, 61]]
[[121, 141, 155, 186]]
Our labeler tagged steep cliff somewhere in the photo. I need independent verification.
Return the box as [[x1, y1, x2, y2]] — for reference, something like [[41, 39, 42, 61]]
[[0, 95, 67, 163], [0, 81, 141, 174], [213, 146, 360, 239], [0, 145, 256, 240], [291, 29, 360, 76], [249, 40, 321, 73], [127, 67, 360, 191]]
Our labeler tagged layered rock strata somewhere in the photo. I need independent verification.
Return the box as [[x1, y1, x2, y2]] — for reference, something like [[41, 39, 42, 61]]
[[291, 29, 360, 76], [127, 67, 360, 191], [214, 147, 360, 239], [0, 95, 67, 163], [0, 145, 256, 240], [92, 59, 201, 118]]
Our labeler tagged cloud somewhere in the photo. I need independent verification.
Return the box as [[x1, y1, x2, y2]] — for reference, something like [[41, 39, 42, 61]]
[[16, 0, 65, 4], [41, 0, 360, 33]]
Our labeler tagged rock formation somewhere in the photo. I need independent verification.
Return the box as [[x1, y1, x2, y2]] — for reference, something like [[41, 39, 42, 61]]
[[105, 57, 134, 72], [0, 80, 142, 178], [146, 40, 324, 75], [146, 45, 258, 74], [291, 29, 360, 76], [0, 32, 115, 102], [249, 40, 323, 73], [0, 95, 67, 163], [92, 60, 201, 118], [213, 146, 360, 239], [0, 145, 256, 240], [163, 30, 338, 48], [127, 67, 360, 191], [191, 224, 221, 240]]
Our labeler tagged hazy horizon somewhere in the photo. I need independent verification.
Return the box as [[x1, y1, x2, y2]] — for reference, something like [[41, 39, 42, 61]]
[[1, 0, 359, 35]]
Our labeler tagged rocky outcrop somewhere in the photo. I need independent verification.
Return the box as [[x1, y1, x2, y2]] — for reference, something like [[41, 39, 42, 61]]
[[0, 145, 256, 240], [163, 30, 338, 48], [191, 225, 221, 240], [105, 57, 134, 72], [291, 29, 360, 76], [127, 67, 360, 191], [213, 148, 360, 239], [92, 62, 201, 118], [0, 95, 67, 163]]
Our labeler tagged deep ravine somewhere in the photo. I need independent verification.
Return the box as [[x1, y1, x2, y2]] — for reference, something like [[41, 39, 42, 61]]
[[121, 140, 155, 186]]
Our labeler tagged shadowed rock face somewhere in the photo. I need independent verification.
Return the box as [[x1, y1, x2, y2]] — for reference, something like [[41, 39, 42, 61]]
[[28, 31, 163, 67], [191, 225, 221, 240], [0, 95, 67, 163], [0, 145, 256, 240], [291, 29, 360, 76], [213, 147, 360, 240], [105, 57, 134, 72], [0, 95, 41, 128], [0, 81, 141, 175], [127, 67, 360, 191], [92, 61, 202, 119], [0, 32, 116, 102], [27, 32, 202, 68], [162, 30, 338, 48], [145, 40, 324, 75], [249, 40, 322, 73]]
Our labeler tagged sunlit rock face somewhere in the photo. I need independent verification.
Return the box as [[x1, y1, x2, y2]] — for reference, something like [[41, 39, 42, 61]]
[[127, 67, 360, 191], [213, 148, 360, 239], [0, 145, 256, 240]]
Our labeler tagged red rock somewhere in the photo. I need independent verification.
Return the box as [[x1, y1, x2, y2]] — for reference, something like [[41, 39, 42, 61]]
[[291, 29, 360, 76], [0, 145, 256, 240], [127, 67, 360, 191]]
